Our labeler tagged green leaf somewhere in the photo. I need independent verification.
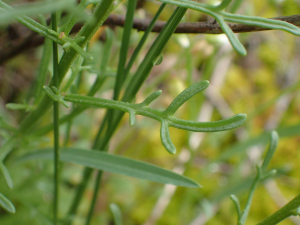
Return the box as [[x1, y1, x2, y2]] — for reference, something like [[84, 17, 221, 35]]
[[221, 12, 300, 36], [164, 81, 209, 116], [110, 203, 123, 225], [156, 0, 247, 55], [261, 131, 279, 172], [161, 121, 176, 154], [230, 194, 241, 220], [0, 163, 13, 189], [19, 148, 201, 188], [139, 90, 162, 106], [168, 113, 247, 132], [216, 123, 300, 162], [0, 193, 15, 214]]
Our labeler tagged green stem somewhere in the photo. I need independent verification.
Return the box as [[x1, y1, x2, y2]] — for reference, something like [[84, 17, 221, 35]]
[[51, 12, 60, 225], [123, 2, 166, 87], [113, 0, 137, 101], [85, 171, 103, 225], [65, 6, 188, 223], [106, 0, 137, 141], [257, 194, 300, 225], [17, 0, 116, 134], [0, 0, 117, 163]]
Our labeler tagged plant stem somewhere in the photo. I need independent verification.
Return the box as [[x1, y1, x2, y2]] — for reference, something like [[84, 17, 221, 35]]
[[257, 194, 300, 225], [51, 12, 60, 225], [66, 6, 188, 223], [85, 171, 103, 225]]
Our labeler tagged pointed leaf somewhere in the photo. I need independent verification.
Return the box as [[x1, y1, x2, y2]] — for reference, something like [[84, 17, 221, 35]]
[[0, 193, 15, 213], [140, 90, 162, 107], [0, 163, 13, 189], [261, 131, 279, 171], [19, 148, 201, 187], [214, 16, 247, 56], [165, 80, 209, 115]]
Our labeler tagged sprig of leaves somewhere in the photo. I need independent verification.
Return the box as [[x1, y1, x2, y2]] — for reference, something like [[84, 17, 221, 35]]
[[157, 0, 300, 55], [44, 81, 247, 154], [230, 131, 278, 225]]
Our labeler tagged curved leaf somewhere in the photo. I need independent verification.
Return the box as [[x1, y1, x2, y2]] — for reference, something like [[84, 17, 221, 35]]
[[164, 81, 209, 116], [18, 148, 201, 188], [160, 121, 176, 154], [110, 203, 123, 225], [261, 131, 279, 172]]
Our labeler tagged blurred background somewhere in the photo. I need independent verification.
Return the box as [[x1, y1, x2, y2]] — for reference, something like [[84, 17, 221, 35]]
[[1, 0, 300, 224]]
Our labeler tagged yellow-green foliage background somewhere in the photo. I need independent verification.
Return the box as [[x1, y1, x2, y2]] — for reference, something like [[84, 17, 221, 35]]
[[1, 0, 300, 224]]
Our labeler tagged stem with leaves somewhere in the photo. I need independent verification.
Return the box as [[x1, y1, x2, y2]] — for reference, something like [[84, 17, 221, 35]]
[[230, 131, 279, 225]]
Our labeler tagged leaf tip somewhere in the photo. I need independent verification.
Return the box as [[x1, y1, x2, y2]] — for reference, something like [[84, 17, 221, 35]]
[[129, 111, 136, 126]]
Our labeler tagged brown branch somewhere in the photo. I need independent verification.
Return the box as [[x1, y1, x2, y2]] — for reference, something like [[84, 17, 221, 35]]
[[1, 14, 300, 64], [104, 14, 300, 34]]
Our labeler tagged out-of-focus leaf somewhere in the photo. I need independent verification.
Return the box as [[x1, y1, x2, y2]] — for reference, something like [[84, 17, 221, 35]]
[[110, 203, 122, 225], [215, 123, 300, 162], [18, 148, 201, 188]]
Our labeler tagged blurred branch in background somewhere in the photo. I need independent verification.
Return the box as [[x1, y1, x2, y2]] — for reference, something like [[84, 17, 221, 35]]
[[1, 14, 299, 64]]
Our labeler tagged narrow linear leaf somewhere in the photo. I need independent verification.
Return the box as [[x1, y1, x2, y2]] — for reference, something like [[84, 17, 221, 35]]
[[168, 113, 247, 132], [222, 12, 300, 36], [0, 163, 13, 189], [123, 3, 166, 82], [110, 203, 123, 225], [157, 0, 247, 55], [261, 131, 279, 171], [18, 148, 201, 188], [165, 80, 209, 115], [214, 16, 247, 56], [113, 0, 137, 101], [0, 193, 15, 214], [230, 194, 241, 220], [160, 121, 176, 154], [6, 103, 28, 110], [139, 90, 162, 106]]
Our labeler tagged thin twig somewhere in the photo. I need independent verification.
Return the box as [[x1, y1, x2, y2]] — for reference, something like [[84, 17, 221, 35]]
[[1, 14, 299, 64], [104, 14, 300, 34]]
